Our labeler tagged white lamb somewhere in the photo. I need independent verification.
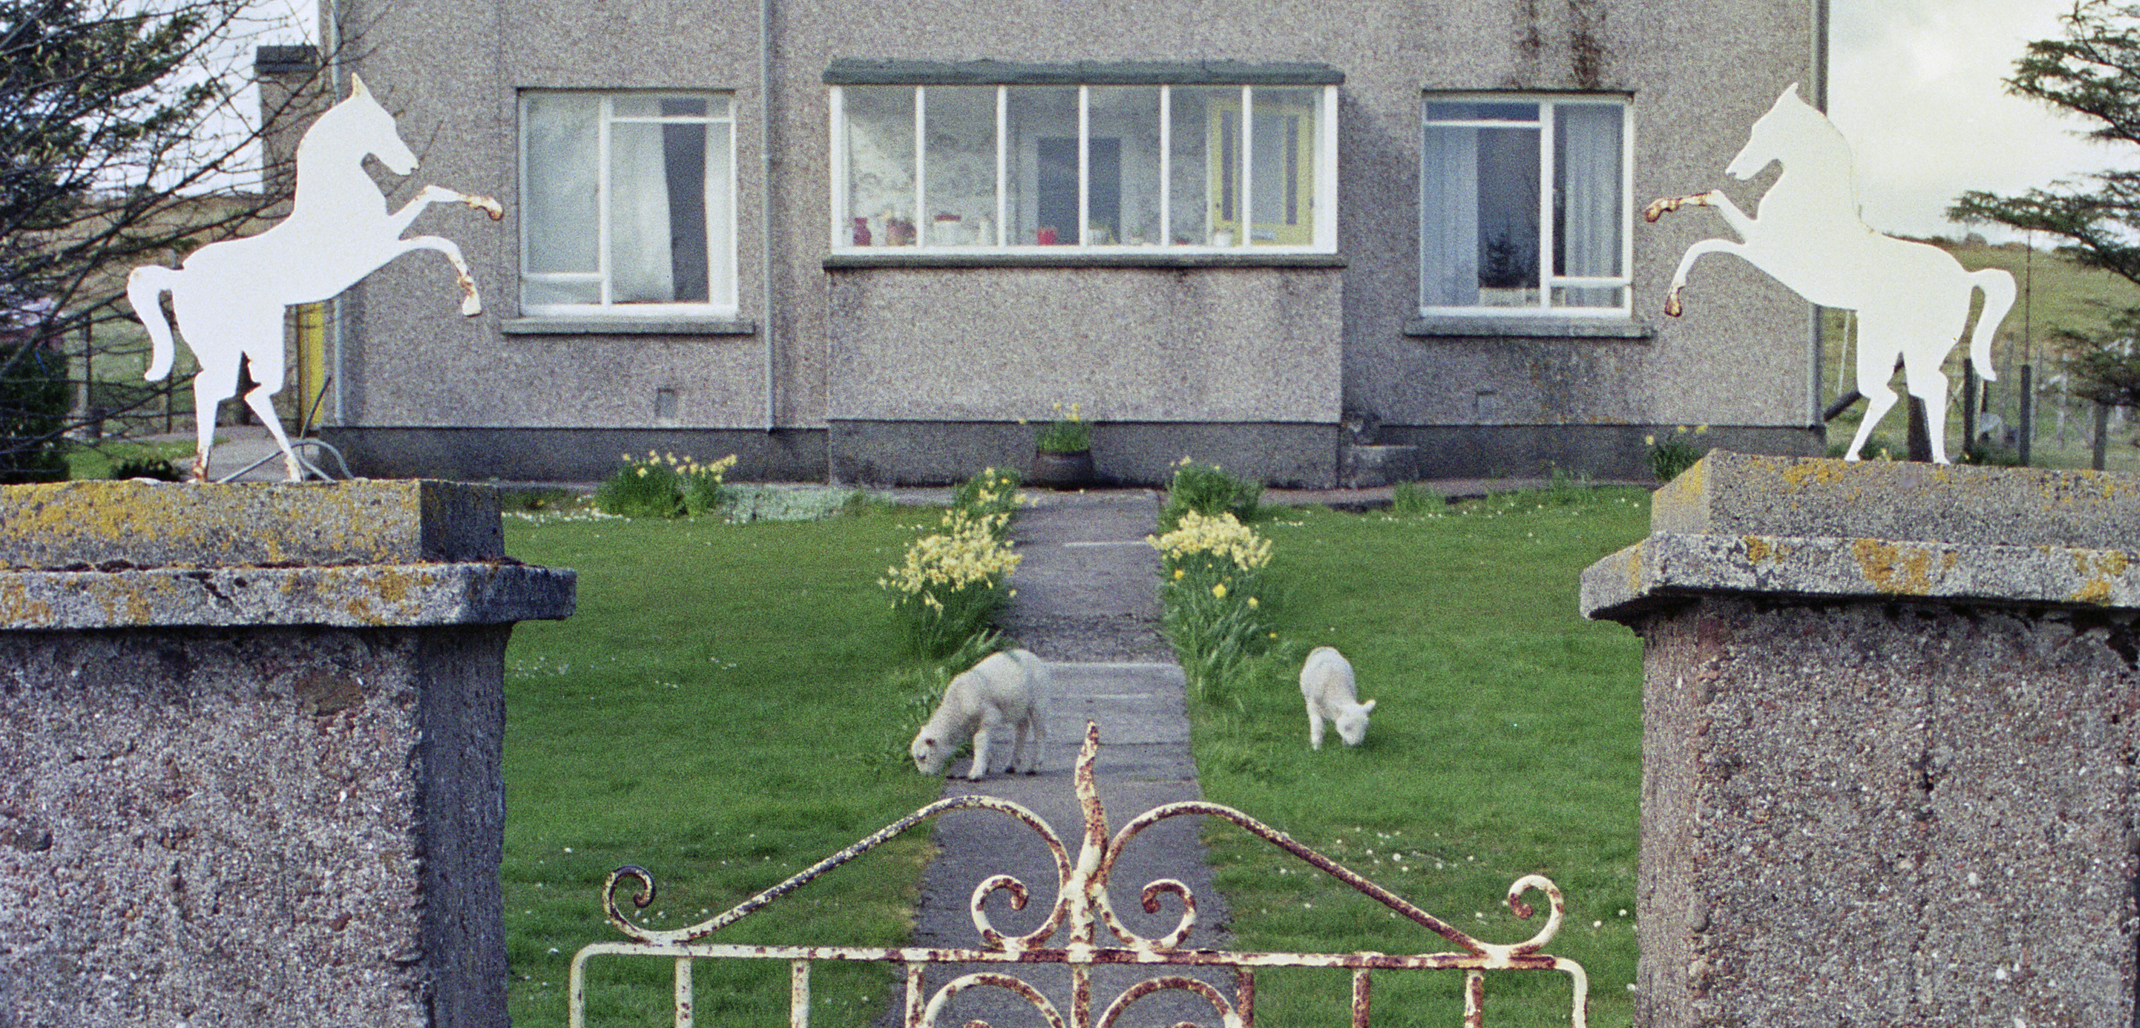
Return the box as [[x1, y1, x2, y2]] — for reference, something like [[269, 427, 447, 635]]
[[910, 649, 1051, 780], [1300, 646, 1376, 749]]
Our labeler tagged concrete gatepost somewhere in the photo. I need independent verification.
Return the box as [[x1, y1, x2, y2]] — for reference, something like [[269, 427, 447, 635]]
[[0, 481, 574, 1027], [1582, 452, 2140, 1027]]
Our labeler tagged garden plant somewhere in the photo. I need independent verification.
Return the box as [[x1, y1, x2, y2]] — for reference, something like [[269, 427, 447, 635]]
[[1034, 402, 1091, 454], [593, 451, 739, 518], [878, 469, 1025, 658], [1148, 508, 1277, 702], [1158, 456, 1263, 530]]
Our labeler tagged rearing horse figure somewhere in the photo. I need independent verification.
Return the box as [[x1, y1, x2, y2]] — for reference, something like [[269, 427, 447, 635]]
[[1645, 84, 2015, 465], [128, 75, 502, 481]]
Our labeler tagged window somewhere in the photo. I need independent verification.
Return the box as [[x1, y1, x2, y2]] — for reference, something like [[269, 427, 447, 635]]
[[1421, 96, 1630, 316], [520, 92, 737, 315], [830, 76, 1337, 253]]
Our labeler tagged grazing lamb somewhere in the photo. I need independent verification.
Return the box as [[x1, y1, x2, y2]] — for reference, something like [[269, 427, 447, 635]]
[[1300, 646, 1376, 750], [910, 649, 1051, 780]]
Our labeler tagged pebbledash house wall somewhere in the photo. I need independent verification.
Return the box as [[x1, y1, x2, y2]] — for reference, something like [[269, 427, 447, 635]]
[[312, 0, 1826, 488]]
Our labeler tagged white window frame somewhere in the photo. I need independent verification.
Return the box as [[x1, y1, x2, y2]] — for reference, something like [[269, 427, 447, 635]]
[[518, 90, 739, 317], [829, 83, 1338, 255], [1419, 93, 1634, 319]]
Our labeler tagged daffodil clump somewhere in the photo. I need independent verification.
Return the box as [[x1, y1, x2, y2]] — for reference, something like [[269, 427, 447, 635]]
[[594, 451, 740, 518], [1158, 456, 1263, 531], [1644, 424, 1707, 483], [880, 472, 1028, 657], [1148, 509, 1275, 701], [1035, 402, 1091, 454], [949, 466, 1023, 535]]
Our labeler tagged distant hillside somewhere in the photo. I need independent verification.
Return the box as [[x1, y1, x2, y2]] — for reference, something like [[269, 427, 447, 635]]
[[1820, 235, 2140, 469]]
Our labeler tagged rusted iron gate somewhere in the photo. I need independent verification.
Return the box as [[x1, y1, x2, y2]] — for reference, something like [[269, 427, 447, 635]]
[[571, 724, 1589, 1028]]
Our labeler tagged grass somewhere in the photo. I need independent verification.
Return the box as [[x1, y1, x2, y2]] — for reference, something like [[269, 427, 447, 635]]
[[501, 503, 953, 1027], [60, 437, 198, 479], [1824, 238, 2140, 472], [1187, 486, 1652, 1028], [498, 483, 1654, 1028]]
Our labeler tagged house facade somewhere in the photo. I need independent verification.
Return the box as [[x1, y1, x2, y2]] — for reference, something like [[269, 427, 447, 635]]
[[305, 0, 1828, 487]]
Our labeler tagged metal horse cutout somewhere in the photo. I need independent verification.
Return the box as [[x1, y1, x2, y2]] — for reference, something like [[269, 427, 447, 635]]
[[128, 75, 501, 481], [1645, 84, 2016, 465]]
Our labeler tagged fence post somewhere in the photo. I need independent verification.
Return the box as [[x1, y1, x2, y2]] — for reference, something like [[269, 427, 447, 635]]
[[2019, 363, 2035, 465], [0, 480, 574, 1027], [1583, 451, 2140, 1028]]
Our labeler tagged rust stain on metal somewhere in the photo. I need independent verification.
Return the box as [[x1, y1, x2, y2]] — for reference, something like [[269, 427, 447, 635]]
[[570, 722, 1590, 1028]]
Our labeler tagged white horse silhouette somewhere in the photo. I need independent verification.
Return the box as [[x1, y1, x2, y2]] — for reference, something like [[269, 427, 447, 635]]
[[1644, 84, 2015, 465], [128, 74, 502, 481]]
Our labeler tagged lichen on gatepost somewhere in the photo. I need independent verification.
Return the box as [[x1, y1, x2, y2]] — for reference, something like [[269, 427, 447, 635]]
[[0, 479, 573, 1027]]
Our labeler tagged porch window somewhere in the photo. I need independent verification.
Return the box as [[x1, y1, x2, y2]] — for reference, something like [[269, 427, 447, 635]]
[[520, 92, 737, 315], [1421, 95, 1630, 315], [830, 73, 1338, 254]]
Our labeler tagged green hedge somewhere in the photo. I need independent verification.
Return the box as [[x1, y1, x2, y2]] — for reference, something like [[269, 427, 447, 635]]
[[0, 343, 69, 483]]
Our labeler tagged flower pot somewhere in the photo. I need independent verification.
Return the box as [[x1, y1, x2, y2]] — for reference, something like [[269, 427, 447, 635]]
[[1027, 449, 1095, 490]]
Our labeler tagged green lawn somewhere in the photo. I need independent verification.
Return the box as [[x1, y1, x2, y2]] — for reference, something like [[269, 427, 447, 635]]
[[501, 505, 950, 1027], [1187, 489, 1651, 1028], [499, 486, 1653, 1027], [1823, 239, 2140, 472]]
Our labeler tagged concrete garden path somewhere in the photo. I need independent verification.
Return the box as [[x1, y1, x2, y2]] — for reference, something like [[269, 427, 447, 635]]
[[892, 489, 1236, 1028]]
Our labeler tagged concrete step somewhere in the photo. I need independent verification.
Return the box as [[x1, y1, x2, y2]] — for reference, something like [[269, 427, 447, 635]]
[[1339, 443, 1420, 488]]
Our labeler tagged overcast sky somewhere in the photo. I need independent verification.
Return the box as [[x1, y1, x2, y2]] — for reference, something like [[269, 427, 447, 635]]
[[1829, 0, 2132, 240]]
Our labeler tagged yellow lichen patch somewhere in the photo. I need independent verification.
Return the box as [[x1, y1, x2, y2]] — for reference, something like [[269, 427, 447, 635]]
[[1625, 542, 1646, 593], [2068, 549, 2132, 606], [0, 579, 54, 626], [1851, 539, 1937, 595], [1744, 537, 1772, 563], [1777, 458, 1853, 491]]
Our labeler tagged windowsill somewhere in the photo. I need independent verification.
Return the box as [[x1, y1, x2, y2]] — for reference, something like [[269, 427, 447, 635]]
[[824, 252, 1346, 270], [502, 316, 758, 336], [1405, 316, 1655, 340]]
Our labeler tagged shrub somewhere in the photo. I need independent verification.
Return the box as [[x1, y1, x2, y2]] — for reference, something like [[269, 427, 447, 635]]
[[1158, 457, 1263, 532], [0, 344, 68, 484], [594, 451, 736, 518], [1645, 426, 1707, 483], [1034, 402, 1090, 454], [879, 507, 1023, 658], [1148, 509, 1275, 702], [107, 456, 183, 481]]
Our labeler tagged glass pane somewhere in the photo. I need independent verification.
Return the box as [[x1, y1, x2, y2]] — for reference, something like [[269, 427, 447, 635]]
[[1168, 87, 1223, 246], [703, 120, 735, 306], [1554, 103, 1623, 279], [1088, 86, 1161, 245], [1421, 124, 1478, 306], [1475, 126, 1541, 304], [1005, 86, 1079, 245], [923, 87, 997, 247], [1426, 100, 1539, 122], [1552, 285, 1625, 308], [523, 94, 599, 278], [611, 95, 709, 119], [610, 122, 684, 302], [845, 86, 917, 246], [1249, 87, 1316, 245], [1422, 123, 1541, 307], [523, 277, 599, 307]]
